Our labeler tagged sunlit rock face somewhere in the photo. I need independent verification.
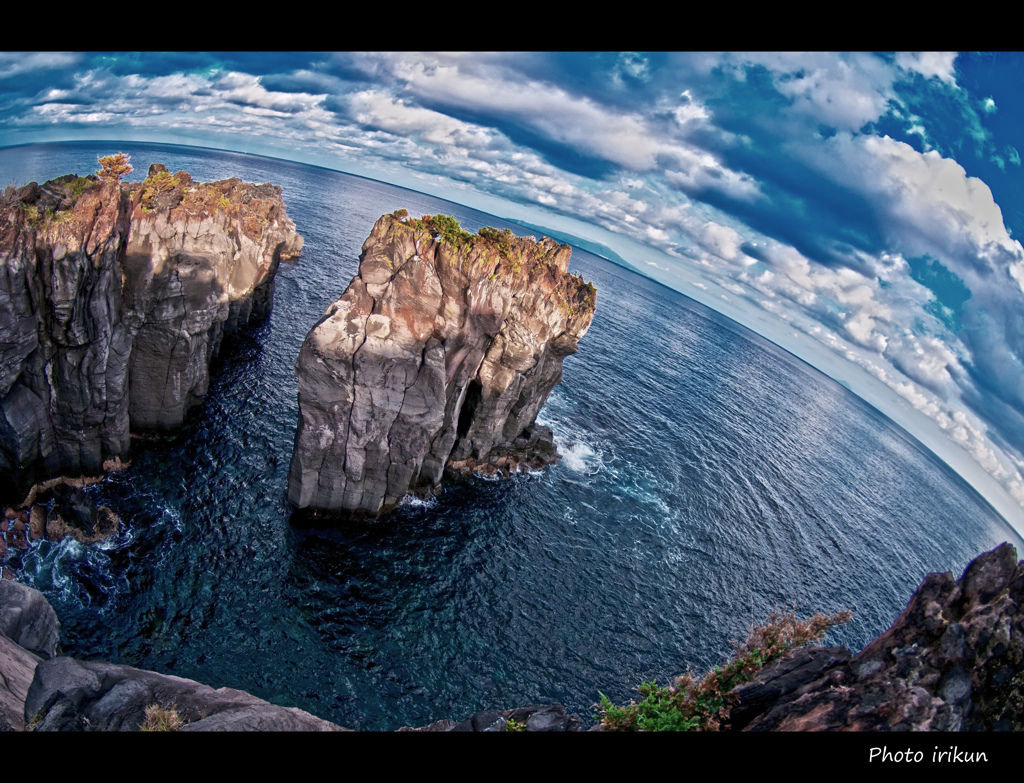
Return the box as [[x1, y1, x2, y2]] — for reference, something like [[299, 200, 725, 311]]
[[0, 165, 302, 486], [122, 165, 303, 431], [288, 213, 596, 515]]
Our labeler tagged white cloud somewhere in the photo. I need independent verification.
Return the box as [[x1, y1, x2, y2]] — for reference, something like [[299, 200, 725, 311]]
[[894, 52, 959, 86], [0, 52, 80, 80]]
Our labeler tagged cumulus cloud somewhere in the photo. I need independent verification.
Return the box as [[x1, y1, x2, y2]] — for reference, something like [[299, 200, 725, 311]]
[[893, 52, 959, 85], [0, 52, 80, 80]]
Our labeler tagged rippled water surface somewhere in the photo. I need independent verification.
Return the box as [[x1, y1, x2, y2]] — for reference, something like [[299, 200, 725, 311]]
[[2, 142, 1021, 730]]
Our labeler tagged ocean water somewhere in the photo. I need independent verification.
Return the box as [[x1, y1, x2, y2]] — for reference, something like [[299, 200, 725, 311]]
[[2, 141, 1021, 730]]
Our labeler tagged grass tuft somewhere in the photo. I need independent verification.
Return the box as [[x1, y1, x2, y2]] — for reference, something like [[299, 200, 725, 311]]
[[141, 703, 184, 731]]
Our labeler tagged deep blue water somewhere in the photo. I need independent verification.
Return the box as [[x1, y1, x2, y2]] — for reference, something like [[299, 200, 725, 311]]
[[2, 141, 1021, 730]]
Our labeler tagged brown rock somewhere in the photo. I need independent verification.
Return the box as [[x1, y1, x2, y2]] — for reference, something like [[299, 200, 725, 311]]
[[288, 213, 595, 515], [5, 529, 27, 551], [28, 506, 45, 540], [45, 505, 119, 544]]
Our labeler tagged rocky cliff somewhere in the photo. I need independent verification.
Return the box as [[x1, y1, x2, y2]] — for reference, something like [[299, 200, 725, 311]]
[[0, 177, 132, 481], [122, 165, 303, 430], [287, 212, 596, 515], [727, 542, 1024, 731], [0, 162, 302, 490]]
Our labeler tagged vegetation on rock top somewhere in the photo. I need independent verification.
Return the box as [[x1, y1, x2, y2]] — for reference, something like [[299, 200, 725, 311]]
[[141, 703, 185, 731], [96, 152, 133, 183], [390, 209, 596, 314], [596, 608, 852, 731]]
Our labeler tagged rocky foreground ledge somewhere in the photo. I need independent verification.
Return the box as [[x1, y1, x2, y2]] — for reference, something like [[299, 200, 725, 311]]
[[0, 159, 302, 492], [288, 212, 596, 515], [1, 543, 1021, 731]]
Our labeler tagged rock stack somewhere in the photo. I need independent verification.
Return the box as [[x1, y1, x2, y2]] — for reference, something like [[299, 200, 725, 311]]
[[0, 162, 302, 491], [287, 213, 596, 515]]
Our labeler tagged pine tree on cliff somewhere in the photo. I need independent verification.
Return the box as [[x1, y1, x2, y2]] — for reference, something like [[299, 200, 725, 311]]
[[96, 153, 133, 183]]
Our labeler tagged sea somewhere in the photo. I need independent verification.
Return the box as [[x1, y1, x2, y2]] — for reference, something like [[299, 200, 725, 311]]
[[1, 141, 1021, 730]]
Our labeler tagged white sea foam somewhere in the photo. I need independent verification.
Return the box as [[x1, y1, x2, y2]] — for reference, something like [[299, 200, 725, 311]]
[[400, 493, 438, 509], [562, 441, 598, 474]]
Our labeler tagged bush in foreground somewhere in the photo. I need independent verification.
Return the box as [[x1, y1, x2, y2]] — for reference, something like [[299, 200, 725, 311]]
[[597, 608, 852, 731]]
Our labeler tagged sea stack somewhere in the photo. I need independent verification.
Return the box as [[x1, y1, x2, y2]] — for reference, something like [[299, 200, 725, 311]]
[[122, 164, 303, 430], [0, 161, 302, 490], [288, 212, 596, 515]]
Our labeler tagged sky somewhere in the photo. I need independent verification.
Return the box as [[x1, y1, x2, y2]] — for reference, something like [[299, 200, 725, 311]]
[[3, 51, 1024, 533]]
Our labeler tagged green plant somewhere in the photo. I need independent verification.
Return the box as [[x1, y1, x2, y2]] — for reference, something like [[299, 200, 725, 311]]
[[96, 152, 133, 183], [141, 703, 184, 731], [424, 213, 474, 251], [139, 170, 178, 209], [596, 608, 852, 731], [505, 717, 526, 732]]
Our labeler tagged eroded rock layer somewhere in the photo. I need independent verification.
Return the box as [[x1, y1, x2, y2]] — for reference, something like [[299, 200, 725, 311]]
[[0, 164, 302, 487], [0, 178, 132, 480], [288, 213, 596, 514]]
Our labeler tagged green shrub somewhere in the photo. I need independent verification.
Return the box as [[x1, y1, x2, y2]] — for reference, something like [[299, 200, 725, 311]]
[[96, 152, 133, 183], [596, 608, 852, 731]]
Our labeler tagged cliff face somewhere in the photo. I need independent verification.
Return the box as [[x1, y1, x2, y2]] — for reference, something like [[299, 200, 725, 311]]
[[0, 164, 302, 485], [0, 178, 133, 479], [122, 166, 303, 430], [288, 213, 596, 514]]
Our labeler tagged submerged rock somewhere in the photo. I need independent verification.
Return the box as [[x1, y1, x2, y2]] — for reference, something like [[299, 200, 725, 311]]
[[288, 213, 596, 515], [0, 161, 302, 492]]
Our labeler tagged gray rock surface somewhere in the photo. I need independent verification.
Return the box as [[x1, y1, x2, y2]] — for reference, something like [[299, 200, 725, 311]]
[[0, 166, 302, 488], [0, 179, 132, 480], [122, 174, 303, 430], [288, 213, 595, 514], [0, 631, 40, 731], [0, 579, 60, 658], [399, 703, 585, 732], [26, 656, 346, 731], [0, 579, 58, 731]]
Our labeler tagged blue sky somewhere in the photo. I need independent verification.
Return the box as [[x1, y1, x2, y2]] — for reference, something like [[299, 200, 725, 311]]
[[3, 52, 1024, 531]]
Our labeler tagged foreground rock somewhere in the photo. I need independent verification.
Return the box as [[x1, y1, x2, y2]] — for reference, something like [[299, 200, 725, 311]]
[[0, 162, 302, 492], [400, 703, 586, 732], [26, 657, 345, 731], [0, 580, 60, 730], [0, 579, 344, 731], [728, 543, 1024, 731], [288, 213, 596, 514]]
